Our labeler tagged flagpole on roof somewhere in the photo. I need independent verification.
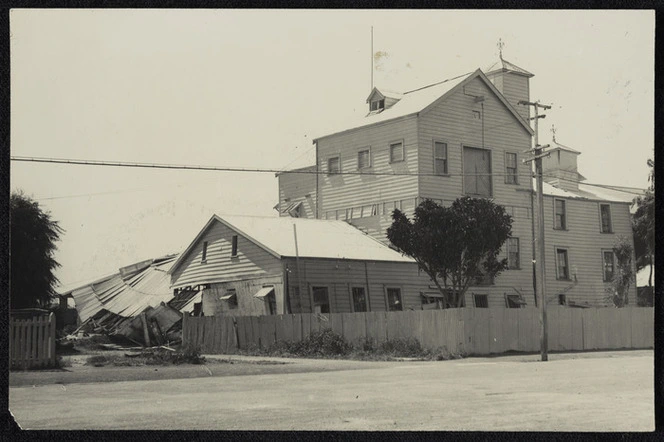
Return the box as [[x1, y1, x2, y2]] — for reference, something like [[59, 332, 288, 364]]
[[371, 26, 374, 90]]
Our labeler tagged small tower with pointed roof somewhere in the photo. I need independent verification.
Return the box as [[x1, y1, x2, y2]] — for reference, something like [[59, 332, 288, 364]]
[[484, 40, 534, 121], [541, 125, 587, 192]]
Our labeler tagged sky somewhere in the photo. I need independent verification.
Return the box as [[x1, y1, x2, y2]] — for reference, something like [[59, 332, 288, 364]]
[[10, 9, 654, 290]]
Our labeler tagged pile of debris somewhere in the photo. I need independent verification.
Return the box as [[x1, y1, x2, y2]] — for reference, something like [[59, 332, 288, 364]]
[[60, 255, 204, 347]]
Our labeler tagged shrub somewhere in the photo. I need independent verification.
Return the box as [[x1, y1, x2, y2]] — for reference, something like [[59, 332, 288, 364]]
[[86, 355, 110, 367], [266, 329, 352, 358]]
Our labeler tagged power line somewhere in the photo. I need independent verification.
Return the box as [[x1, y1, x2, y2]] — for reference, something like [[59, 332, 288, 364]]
[[11, 155, 535, 178]]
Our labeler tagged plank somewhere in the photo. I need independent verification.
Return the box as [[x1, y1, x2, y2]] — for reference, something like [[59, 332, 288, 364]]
[[341, 313, 366, 345], [365, 311, 387, 343], [37, 317, 44, 366], [292, 314, 303, 342], [547, 306, 560, 352], [300, 314, 311, 339], [569, 308, 583, 351], [328, 313, 344, 337], [502, 308, 519, 352]]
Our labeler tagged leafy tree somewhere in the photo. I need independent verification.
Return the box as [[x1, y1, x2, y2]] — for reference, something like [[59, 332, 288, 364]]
[[387, 197, 513, 308], [632, 159, 654, 288], [605, 236, 635, 307], [10, 191, 64, 309]]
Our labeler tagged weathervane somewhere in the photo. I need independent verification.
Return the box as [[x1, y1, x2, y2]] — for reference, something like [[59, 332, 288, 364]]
[[497, 38, 505, 60], [551, 124, 557, 142]]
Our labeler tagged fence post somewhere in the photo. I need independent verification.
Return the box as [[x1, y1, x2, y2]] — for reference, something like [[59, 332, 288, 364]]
[[49, 312, 56, 366], [182, 312, 188, 347]]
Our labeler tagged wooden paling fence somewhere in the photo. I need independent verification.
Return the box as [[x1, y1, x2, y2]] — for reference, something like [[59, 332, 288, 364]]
[[182, 306, 654, 356], [9, 312, 57, 369]]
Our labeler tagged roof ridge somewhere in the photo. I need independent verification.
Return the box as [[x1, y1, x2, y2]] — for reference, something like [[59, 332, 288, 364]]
[[403, 71, 474, 95]]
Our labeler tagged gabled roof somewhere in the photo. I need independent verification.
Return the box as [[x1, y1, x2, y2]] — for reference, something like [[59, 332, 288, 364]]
[[485, 57, 534, 77], [314, 68, 533, 141], [169, 215, 414, 275], [366, 87, 404, 103]]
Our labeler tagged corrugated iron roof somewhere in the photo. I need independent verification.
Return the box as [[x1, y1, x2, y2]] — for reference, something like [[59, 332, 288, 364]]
[[170, 215, 415, 275], [218, 215, 415, 263], [541, 180, 642, 204], [313, 68, 533, 142], [485, 57, 534, 77], [64, 255, 178, 323]]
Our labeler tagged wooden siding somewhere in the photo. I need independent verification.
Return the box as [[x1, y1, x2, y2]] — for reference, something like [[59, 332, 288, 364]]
[[417, 76, 533, 208], [170, 220, 283, 288], [543, 196, 637, 306], [201, 276, 285, 317], [183, 307, 654, 355], [416, 76, 535, 303], [499, 73, 530, 121], [277, 169, 317, 218], [316, 116, 420, 215], [283, 257, 535, 313]]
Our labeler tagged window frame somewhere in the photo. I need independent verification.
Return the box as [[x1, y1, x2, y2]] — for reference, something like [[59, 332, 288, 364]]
[[554, 199, 567, 230], [327, 155, 341, 175], [504, 151, 519, 185], [505, 294, 524, 308], [388, 140, 405, 164], [462, 145, 493, 197], [599, 203, 613, 234], [311, 285, 331, 314], [433, 140, 449, 176], [555, 247, 571, 281], [224, 289, 238, 310], [384, 286, 403, 311], [473, 294, 489, 308], [201, 241, 208, 264], [507, 237, 521, 270], [357, 147, 371, 170], [350, 286, 369, 313], [602, 249, 616, 282], [231, 235, 238, 257]]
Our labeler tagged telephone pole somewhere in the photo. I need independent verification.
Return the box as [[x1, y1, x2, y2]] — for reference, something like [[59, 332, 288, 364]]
[[519, 99, 552, 362]]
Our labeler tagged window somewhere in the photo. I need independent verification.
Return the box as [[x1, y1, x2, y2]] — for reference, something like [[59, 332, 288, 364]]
[[507, 238, 520, 270], [312, 286, 330, 314], [386, 288, 403, 311], [231, 235, 238, 257], [473, 294, 488, 308], [221, 289, 238, 309], [558, 294, 567, 305], [556, 248, 570, 280], [201, 241, 208, 263], [352, 287, 368, 312], [370, 99, 384, 112], [358, 149, 371, 170], [434, 141, 448, 175], [505, 294, 524, 308], [600, 204, 613, 233], [463, 146, 492, 197], [505, 152, 518, 184], [328, 156, 340, 175], [389, 141, 404, 163], [603, 251, 615, 282], [554, 199, 567, 230]]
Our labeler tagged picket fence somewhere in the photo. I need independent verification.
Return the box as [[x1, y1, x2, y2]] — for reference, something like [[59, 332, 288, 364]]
[[9, 312, 57, 369], [182, 306, 654, 356]]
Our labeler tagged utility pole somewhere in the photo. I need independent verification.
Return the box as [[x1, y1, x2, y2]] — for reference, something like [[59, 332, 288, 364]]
[[519, 99, 552, 362]]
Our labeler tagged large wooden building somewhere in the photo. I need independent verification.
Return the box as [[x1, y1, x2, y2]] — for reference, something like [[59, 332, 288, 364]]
[[276, 56, 640, 308]]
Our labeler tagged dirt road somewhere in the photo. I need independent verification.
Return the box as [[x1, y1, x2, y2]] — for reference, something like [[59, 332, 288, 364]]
[[9, 350, 654, 431]]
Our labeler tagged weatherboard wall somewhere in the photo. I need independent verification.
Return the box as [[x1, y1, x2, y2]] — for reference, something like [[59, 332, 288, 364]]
[[542, 196, 637, 306], [316, 116, 420, 218], [416, 74, 535, 304], [277, 166, 317, 218], [169, 220, 283, 289]]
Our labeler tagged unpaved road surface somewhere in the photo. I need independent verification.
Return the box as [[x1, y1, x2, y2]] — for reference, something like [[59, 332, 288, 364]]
[[9, 350, 654, 431]]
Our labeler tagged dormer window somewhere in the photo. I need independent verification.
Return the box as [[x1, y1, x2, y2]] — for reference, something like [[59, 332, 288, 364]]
[[370, 99, 385, 112]]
